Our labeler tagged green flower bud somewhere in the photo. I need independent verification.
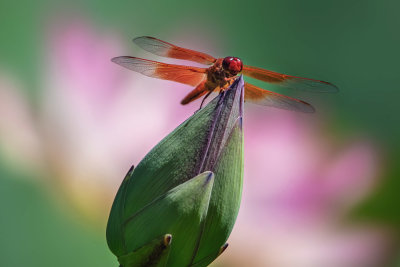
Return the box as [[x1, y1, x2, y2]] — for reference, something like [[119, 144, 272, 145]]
[[107, 76, 244, 266]]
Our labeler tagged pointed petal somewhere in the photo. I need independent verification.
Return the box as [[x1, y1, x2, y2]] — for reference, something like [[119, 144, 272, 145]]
[[118, 234, 172, 267], [106, 165, 135, 256], [191, 116, 243, 263], [122, 171, 214, 266], [189, 243, 229, 267]]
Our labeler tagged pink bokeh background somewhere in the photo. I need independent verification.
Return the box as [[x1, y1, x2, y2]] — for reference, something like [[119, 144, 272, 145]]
[[0, 17, 396, 267]]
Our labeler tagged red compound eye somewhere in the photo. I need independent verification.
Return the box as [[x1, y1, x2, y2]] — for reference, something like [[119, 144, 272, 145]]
[[222, 57, 243, 75]]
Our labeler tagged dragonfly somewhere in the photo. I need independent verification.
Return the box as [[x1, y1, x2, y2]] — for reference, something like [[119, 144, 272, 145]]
[[112, 36, 338, 113]]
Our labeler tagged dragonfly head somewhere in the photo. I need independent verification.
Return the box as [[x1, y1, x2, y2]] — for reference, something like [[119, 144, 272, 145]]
[[222, 57, 243, 76]]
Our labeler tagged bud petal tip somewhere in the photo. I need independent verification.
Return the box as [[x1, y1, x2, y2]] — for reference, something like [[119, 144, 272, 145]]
[[127, 165, 134, 175], [203, 171, 215, 185], [219, 243, 229, 256], [163, 234, 172, 246]]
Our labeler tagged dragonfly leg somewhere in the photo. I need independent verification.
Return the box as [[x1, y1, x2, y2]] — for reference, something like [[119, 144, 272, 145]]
[[198, 90, 214, 111]]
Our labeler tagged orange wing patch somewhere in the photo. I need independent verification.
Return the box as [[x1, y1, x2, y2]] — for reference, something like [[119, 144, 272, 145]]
[[112, 56, 207, 86], [243, 65, 338, 93]]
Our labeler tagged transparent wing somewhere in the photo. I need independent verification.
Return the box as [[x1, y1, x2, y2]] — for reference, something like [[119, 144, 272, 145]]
[[133, 36, 217, 65], [244, 82, 315, 113], [242, 65, 338, 93]]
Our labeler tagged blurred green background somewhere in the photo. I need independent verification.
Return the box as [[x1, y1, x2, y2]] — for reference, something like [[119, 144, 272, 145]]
[[0, 0, 399, 266]]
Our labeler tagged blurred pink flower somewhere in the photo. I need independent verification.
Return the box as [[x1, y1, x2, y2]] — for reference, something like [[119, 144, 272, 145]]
[[0, 72, 43, 171], [213, 108, 393, 267], [0, 18, 200, 221]]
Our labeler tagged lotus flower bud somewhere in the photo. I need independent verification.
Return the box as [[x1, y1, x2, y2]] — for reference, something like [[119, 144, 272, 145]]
[[106, 76, 245, 266]]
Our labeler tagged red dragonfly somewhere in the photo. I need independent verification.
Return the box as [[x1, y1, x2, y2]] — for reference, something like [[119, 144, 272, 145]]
[[112, 36, 338, 113]]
